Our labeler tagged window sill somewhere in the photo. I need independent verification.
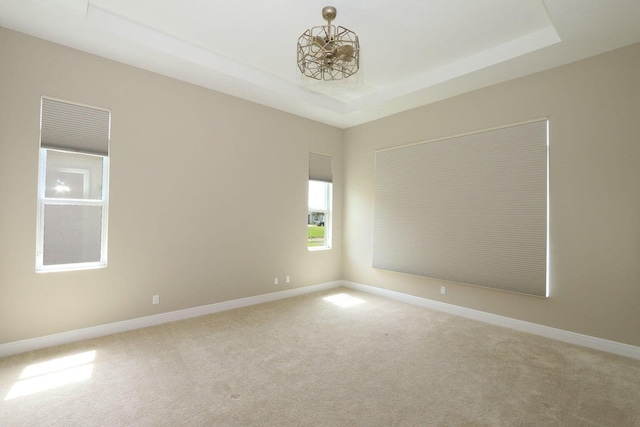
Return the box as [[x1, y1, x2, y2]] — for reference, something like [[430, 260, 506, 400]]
[[36, 262, 107, 273]]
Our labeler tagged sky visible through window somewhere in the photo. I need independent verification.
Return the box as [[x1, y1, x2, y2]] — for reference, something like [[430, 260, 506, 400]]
[[308, 180, 327, 210]]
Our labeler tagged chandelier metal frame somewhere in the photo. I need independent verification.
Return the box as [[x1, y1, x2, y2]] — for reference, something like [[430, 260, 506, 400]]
[[297, 6, 360, 81]]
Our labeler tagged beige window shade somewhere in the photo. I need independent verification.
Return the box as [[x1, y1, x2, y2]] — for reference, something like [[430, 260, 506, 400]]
[[309, 152, 333, 182], [41, 98, 110, 155], [373, 120, 548, 297], [43, 205, 103, 265]]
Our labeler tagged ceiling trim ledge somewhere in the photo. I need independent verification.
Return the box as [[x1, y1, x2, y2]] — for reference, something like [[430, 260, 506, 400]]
[[343, 25, 562, 114], [86, 4, 347, 113]]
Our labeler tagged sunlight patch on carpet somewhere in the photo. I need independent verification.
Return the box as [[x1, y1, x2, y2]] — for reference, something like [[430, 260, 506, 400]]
[[323, 293, 365, 308], [4, 350, 96, 400]]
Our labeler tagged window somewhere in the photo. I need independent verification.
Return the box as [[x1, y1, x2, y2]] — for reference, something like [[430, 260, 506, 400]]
[[308, 180, 331, 248], [308, 153, 332, 250], [373, 120, 548, 296], [36, 97, 111, 272]]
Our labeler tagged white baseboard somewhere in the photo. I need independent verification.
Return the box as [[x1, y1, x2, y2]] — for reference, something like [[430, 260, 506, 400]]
[[3, 280, 638, 360], [0, 281, 341, 358], [342, 281, 640, 360]]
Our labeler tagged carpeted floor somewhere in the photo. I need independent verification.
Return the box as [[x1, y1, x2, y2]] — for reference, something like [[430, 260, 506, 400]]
[[1, 287, 639, 426]]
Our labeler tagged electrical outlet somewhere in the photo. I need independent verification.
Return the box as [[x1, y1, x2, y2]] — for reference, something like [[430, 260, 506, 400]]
[[286, 275, 290, 283], [274, 277, 279, 285], [152, 295, 159, 304], [440, 286, 446, 295]]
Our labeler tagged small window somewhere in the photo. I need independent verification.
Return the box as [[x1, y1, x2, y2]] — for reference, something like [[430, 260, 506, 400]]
[[308, 153, 332, 250], [36, 98, 110, 272]]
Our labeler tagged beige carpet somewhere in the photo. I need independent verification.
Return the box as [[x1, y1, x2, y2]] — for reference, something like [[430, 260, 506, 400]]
[[1, 287, 639, 426]]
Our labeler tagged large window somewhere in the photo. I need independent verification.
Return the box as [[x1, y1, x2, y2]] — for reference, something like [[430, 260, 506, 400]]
[[36, 97, 111, 272], [308, 153, 332, 250], [373, 120, 548, 296]]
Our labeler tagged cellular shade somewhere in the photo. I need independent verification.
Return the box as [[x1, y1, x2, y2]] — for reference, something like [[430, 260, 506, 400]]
[[373, 120, 548, 297], [41, 98, 110, 155], [43, 205, 103, 265], [309, 152, 333, 182]]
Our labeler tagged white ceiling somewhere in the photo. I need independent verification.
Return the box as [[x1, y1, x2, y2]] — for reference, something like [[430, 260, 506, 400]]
[[1, 0, 640, 128]]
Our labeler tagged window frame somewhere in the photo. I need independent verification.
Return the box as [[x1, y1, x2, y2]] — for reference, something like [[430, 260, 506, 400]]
[[36, 97, 110, 273], [36, 148, 110, 272], [308, 179, 332, 251]]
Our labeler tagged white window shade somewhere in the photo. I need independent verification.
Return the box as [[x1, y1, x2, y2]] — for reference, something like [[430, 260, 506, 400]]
[[41, 98, 110, 155], [309, 152, 333, 183], [373, 120, 548, 297], [43, 204, 103, 265]]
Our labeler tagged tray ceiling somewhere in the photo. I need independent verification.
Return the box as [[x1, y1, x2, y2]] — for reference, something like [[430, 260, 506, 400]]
[[1, 0, 640, 128]]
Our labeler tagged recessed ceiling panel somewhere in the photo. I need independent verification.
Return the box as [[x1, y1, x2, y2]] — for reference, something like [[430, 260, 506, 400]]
[[1, 0, 640, 128]]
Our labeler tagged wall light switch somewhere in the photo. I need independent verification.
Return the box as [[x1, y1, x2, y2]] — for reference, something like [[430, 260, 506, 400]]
[[153, 295, 159, 304], [440, 286, 446, 295], [286, 275, 290, 283], [274, 277, 279, 285]]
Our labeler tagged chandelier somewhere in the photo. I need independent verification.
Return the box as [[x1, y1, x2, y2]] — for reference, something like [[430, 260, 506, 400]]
[[297, 6, 360, 81]]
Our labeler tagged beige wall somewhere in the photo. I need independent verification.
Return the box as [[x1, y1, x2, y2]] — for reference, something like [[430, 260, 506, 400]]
[[0, 28, 343, 344], [344, 43, 640, 347], [2, 26, 639, 349]]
